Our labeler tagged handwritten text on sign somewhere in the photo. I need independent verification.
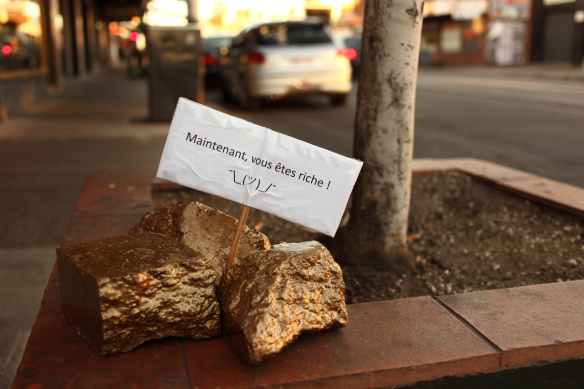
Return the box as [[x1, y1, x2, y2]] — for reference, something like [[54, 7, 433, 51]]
[[157, 98, 363, 236]]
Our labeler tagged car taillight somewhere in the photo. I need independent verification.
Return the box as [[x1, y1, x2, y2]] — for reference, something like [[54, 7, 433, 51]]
[[337, 48, 357, 60], [346, 48, 358, 60], [203, 54, 217, 66], [246, 51, 265, 64]]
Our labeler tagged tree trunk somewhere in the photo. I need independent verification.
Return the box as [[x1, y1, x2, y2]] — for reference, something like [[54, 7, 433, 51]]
[[341, 0, 424, 271]]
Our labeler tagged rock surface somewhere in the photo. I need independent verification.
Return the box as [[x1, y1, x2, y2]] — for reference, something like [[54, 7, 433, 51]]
[[130, 202, 272, 283], [219, 241, 348, 365], [57, 232, 220, 356]]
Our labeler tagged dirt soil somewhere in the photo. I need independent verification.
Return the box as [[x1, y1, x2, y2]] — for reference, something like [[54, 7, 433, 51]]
[[152, 171, 584, 304]]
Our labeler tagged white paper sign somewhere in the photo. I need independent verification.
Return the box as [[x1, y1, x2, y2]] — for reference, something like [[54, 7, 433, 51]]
[[157, 98, 363, 237]]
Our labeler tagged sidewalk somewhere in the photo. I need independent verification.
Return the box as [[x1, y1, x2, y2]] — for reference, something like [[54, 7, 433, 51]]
[[0, 67, 163, 389], [2, 66, 150, 130], [421, 63, 584, 82], [477, 63, 584, 82]]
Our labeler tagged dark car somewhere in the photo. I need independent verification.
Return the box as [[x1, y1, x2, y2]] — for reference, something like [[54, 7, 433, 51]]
[[202, 35, 233, 79], [343, 35, 361, 79]]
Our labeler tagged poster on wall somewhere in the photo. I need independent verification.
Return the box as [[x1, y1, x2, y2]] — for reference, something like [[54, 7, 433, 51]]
[[440, 27, 463, 53], [490, 0, 531, 20], [486, 20, 527, 65]]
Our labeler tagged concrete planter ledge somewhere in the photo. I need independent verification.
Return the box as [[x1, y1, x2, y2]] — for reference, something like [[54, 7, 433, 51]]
[[12, 158, 584, 388]]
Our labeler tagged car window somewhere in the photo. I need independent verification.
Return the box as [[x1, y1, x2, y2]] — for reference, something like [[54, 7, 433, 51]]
[[204, 37, 232, 49], [344, 37, 361, 49], [255, 23, 332, 46]]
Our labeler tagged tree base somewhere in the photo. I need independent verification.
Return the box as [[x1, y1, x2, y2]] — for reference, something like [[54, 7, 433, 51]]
[[318, 226, 416, 274]]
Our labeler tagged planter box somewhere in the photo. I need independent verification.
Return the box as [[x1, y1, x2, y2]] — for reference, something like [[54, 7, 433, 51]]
[[11, 158, 584, 388]]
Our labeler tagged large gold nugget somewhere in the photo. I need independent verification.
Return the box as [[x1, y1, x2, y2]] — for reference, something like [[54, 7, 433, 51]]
[[219, 241, 348, 365], [57, 232, 220, 356], [130, 202, 271, 283]]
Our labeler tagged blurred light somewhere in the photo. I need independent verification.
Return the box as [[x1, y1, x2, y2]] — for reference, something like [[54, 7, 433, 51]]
[[118, 27, 130, 39], [136, 33, 146, 51], [109, 22, 119, 35], [335, 49, 351, 66], [345, 47, 358, 60], [203, 54, 218, 66], [10, 38, 18, 47], [2, 45, 11, 56], [246, 51, 265, 64], [143, 0, 188, 26], [295, 80, 309, 89], [25, 0, 40, 17], [54, 14, 63, 31], [471, 17, 485, 35], [336, 48, 352, 59], [95, 21, 104, 30], [131, 16, 141, 25], [129, 31, 139, 41]]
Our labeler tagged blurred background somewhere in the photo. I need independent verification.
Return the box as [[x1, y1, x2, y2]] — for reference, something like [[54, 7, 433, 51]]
[[1, 0, 584, 387], [2, 0, 584, 117]]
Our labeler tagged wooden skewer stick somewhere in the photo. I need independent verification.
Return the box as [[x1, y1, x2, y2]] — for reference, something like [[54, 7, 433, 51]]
[[226, 204, 251, 268]]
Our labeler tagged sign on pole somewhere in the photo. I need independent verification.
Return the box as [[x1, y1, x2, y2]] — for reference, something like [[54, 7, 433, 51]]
[[157, 98, 363, 237]]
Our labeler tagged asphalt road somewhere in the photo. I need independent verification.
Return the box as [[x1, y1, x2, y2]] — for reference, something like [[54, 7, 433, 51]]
[[0, 66, 583, 387], [3, 68, 581, 249], [206, 69, 584, 189], [415, 69, 584, 187]]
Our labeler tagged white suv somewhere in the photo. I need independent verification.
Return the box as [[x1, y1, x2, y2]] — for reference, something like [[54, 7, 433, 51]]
[[220, 20, 352, 109]]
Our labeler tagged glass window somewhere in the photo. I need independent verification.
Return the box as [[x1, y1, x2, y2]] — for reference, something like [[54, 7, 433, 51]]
[[255, 23, 332, 46], [0, 0, 42, 71]]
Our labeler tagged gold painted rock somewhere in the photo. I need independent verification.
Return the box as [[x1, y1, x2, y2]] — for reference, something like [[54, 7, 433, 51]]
[[219, 241, 348, 365], [130, 202, 271, 283], [57, 232, 220, 356]]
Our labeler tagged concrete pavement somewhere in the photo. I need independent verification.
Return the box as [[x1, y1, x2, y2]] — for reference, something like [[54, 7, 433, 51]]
[[420, 62, 584, 82], [1, 63, 582, 388], [0, 67, 168, 388]]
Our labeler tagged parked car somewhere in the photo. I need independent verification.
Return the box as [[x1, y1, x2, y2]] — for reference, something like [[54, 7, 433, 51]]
[[220, 20, 352, 109], [202, 35, 233, 79], [343, 35, 361, 79]]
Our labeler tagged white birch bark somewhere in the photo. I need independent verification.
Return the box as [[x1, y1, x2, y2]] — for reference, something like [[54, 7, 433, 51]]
[[344, 0, 424, 269]]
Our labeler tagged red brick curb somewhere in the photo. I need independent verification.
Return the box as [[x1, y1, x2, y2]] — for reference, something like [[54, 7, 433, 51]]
[[12, 159, 584, 388], [412, 158, 584, 217]]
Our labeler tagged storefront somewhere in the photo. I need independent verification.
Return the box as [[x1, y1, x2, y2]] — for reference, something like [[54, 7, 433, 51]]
[[420, 0, 489, 66], [0, 0, 47, 117], [531, 0, 584, 64], [0, 0, 142, 118]]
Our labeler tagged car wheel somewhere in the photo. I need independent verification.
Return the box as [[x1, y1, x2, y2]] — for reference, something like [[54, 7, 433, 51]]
[[330, 93, 348, 107]]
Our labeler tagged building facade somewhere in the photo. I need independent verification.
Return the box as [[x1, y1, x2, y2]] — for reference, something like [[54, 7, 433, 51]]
[[420, 0, 584, 67], [531, 0, 584, 64], [420, 0, 532, 66], [0, 0, 138, 117]]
